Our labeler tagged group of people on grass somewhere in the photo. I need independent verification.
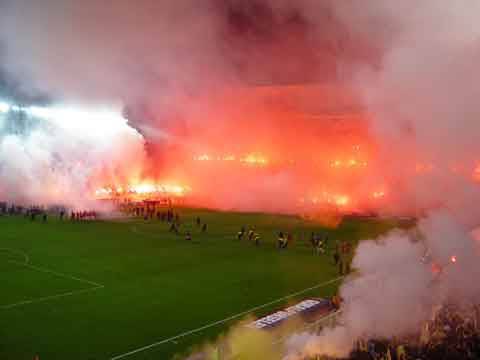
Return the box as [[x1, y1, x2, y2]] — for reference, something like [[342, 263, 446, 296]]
[[236, 226, 262, 246], [2, 200, 354, 275], [155, 210, 208, 242], [0, 201, 99, 223], [120, 203, 214, 242], [234, 225, 353, 275], [184, 217, 208, 242], [69, 210, 97, 221]]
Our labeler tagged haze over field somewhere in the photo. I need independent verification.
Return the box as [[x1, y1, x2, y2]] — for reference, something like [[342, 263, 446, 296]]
[[1, 1, 480, 358]]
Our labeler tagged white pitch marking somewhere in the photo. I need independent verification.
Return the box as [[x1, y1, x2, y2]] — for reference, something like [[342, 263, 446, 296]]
[[8, 260, 103, 287], [1, 251, 104, 309], [110, 276, 344, 360], [0, 247, 30, 264], [0, 285, 104, 310]]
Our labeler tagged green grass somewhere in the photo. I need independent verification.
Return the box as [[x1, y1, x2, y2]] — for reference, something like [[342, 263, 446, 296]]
[[0, 209, 405, 360]]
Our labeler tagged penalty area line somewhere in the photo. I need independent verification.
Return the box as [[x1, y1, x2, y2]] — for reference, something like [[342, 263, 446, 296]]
[[8, 260, 103, 287], [1, 259, 104, 310], [0, 247, 30, 264], [110, 276, 344, 360], [0, 285, 104, 310]]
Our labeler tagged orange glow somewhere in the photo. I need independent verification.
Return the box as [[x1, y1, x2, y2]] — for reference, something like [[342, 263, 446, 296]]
[[334, 195, 350, 207], [132, 183, 157, 194], [240, 154, 268, 166], [193, 153, 268, 165], [415, 162, 434, 173], [194, 154, 211, 161], [95, 182, 191, 200], [431, 262, 442, 274], [303, 192, 352, 208], [372, 190, 386, 199], [330, 160, 342, 168], [222, 155, 236, 161], [473, 164, 480, 182], [88, 84, 480, 216], [330, 159, 368, 169], [450, 255, 457, 264]]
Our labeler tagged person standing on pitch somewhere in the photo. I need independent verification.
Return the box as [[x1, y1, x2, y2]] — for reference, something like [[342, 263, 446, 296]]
[[277, 231, 285, 249], [237, 226, 245, 241], [253, 232, 261, 246], [169, 221, 179, 234], [247, 227, 255, 242]]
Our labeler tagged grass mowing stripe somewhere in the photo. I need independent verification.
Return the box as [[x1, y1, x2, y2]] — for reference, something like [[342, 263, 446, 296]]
[[110, 276, 343, 360]]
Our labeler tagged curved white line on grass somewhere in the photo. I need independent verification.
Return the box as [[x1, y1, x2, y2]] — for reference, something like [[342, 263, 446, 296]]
[[0, 247, 30, 264], [110, 276, 344, 360]]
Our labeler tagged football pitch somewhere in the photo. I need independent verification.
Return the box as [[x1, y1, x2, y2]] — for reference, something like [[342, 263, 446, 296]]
[[0, 209, 403, 360]]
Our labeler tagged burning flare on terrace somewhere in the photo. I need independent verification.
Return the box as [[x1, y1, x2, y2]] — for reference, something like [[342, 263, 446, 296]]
[[94, 182, 191, 200], [193, 153, 269, 166]]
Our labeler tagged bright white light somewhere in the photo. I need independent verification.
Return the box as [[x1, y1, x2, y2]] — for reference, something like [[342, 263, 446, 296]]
[[0, 99, 140, 145], [0, 100, 129, 136], [0, 102, 11, 113], [25, 104, 132, 139], [27, 105, 124, 123]]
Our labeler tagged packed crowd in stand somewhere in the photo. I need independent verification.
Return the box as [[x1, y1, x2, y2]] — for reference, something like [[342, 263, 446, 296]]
[[304, 304, 480, 360]]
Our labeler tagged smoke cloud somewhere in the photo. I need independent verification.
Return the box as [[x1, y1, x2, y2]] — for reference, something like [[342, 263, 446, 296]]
[[286, 212, 480, 359], [283, 1, 480, 358], [0, 104, 145, 207], [1, 0, 480, 358], [0, 0, 373, 211]]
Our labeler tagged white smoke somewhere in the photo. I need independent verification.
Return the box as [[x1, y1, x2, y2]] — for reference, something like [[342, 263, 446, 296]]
[[284, 1, 480, 358], [0, 0, 228, 207], [0, 102, 145, 206], [1, 1, 480, 356], [285, 212, 480, 359]]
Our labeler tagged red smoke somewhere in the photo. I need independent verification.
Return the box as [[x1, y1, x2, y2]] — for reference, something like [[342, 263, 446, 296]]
[[94, 83, 386, 214], [89, 80, 480, 217]]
